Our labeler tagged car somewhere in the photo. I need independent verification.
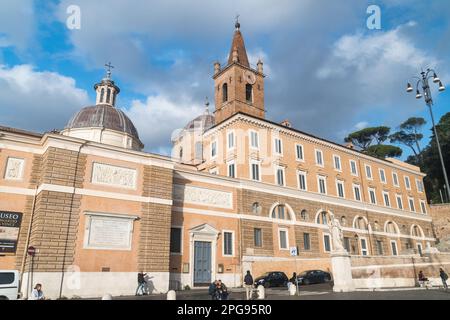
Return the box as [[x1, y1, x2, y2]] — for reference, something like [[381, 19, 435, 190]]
[[0, 270, 20, 300], [296, 270, 332, 285], [254, 271, 289, 288]]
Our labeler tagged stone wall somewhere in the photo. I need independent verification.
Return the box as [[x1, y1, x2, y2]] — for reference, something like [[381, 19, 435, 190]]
[[430, 204, 450, 242]]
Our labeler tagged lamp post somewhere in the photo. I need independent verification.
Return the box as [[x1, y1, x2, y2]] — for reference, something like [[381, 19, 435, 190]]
[[406, 68, 449, 202]]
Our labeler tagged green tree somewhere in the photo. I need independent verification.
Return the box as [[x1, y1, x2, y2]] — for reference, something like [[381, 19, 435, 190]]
[[344, 126, 391, 150], [390, 117, 426, 160], [367, 145, 403, 159]]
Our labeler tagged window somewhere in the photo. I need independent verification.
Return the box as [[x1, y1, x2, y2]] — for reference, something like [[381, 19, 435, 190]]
[[211, 140, 217, 158], [250, 131, 259, 149], [100, 88, 105, 103], [250, 161, 260, 181], [336, 180, 345, 198], [417, 243, 423, 256], [274, 138, 283, 155], [223, 231, 234, 256], [227, 161, 236, 178], [416, 179, 424, 193], [420, 200, 427, 214], [408, 197, 416, 212], [318, 211, 329, 225], [227, 131, 235, 150], [254, 228, 262, 247], [383, 191, 391, 207], [390, 240, 398, 256], [333, 155, 342, 171], [355, 217, 368, 230], [323, 234, 331, 252], [386, 222, 397, 234], [412, 225, 422, 238], [272, 205, 290, 220], [350, 160, 358, 176], [353, 184, 362, 201], [0, 272, 15, 285], [297, 171, 307, 191], [318, 176, 327, 195], [276, 167, 285, 186], [404, 176, 411, 190], [376, 240, 383, 255], [222, 83, 228, 102], [360, 238, 369, 256], [170, 227, 182, 254], [279, 229, 288, 250], [303, 233, 311, 250], [300, 210, 309, 221], [315, 149, 324, 166], [246, 83, 253, 103], [392, 172, 399, 187], [106, 88, 111, 104], [365, 165, 373, 179], [396, 195, 403, 210], [379, 169, 387, 184], [296, 144, 304, 161], [368, 188, 377, 205]]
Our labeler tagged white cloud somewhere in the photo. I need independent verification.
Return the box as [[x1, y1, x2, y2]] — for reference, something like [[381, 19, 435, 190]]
[[354, 121, 369, 130], [0, 0, 35, 50], [0, 64, 89, 132]]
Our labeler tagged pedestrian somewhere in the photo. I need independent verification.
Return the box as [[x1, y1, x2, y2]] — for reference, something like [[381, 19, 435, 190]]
[[209, 280, 218, 300], [214, 280, 228, 300], [418, 270, 428, 282], [135, 271, 147, 296], [29, 283, 45, 300], [439, 268, 448, 290], [244, 270, 254, 300]]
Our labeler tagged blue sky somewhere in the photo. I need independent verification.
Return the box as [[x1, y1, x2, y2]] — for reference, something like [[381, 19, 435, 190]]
[[0, 0, 449, 157]]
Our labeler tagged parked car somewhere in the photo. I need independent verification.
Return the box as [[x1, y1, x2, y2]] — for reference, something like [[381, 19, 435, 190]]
[[254, 271, 289, 288], [0, 270, 20, 300], [296, 270, 332, 285]]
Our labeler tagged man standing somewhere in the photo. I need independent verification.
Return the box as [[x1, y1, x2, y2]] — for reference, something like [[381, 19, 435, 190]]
[[244, 270, 254, 300], [439, 268, 448, 290], [135, 271, 147, 296]]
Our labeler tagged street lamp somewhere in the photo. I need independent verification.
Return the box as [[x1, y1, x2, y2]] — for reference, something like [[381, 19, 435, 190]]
[[407, 68, 449, 202]]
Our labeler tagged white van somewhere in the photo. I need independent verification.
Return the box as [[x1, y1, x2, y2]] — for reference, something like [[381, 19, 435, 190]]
[[0, 270, 20, 300]]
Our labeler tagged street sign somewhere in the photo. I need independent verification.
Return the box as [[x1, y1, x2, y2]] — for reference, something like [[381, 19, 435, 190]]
[[290, 246, 298, 256], [27, 246, 36, 256]]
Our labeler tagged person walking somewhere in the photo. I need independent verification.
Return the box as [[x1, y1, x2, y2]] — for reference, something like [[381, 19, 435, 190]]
[[439, 268, 448, 290], [135, 271, 147, 296], [29, 283, 45, 300], [244, 270, 254, 300]]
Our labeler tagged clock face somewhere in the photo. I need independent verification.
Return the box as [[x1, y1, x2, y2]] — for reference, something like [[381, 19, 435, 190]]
[[244, 71, 256, 85]]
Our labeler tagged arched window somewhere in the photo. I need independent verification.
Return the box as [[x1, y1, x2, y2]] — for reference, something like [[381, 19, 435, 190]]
[[100, 88, 105, 103], [246, 84, 253, 103], [317, 211, 330, 225], [300, 209, 308, 221], [271, 205, 290, 220], [111, 92, 116, 106], [252, 202, 261, 215], [386, 221, 398, 234], [106, 88, 111, 104], [412, 225, 423, 238], [222, 83, 228, 103]]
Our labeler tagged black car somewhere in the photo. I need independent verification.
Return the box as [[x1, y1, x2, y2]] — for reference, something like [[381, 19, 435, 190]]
[[254, 271, 289, 288], [296, 270, 332, 285]]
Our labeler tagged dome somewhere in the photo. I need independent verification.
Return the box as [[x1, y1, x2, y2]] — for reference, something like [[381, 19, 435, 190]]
[[184, 113, 215, 131]]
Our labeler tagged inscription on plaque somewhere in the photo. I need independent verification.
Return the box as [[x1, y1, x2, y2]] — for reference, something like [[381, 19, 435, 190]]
[[174, 185, 232, 209], [91, 162, 137, 189], [85, 215, 134, 250]]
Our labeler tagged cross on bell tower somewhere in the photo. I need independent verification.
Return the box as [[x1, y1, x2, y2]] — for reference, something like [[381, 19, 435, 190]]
[[94, 62, 120, 107], [105, 62, 114, 79]]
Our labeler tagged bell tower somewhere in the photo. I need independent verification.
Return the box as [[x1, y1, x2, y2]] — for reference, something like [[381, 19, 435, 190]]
[[213, 20, 265, 124]]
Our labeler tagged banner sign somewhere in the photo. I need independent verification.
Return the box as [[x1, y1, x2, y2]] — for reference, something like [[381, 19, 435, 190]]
[[0, 211, 23, 254]]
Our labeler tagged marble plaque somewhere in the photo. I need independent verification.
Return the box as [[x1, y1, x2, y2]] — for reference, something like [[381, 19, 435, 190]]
[[174, 184, 232, 208], [91, 162, 137, 189], [4, 157, 24, 180], [85, 215, 133, 250]]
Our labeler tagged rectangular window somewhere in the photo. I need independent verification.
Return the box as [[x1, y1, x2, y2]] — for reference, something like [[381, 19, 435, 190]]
[[303, 233, 311, 250], [404, 176, 411, 190], [350, 160, 358, 176], [296, 144, 304, 161], [298, 171, 307, 191], [279, 229, 288, 250], [336, 180, 345, 198], [254, 228, 262, 247], [365, 165, 373, 179], [383, 192, 391, 207], [274, 138, 283, 155], [376, 240, 383, 255], [211, 141, 217, 158], [416, 179, 424, 193], [360, 238, 368, 256], [223, 231, 233, 256], [379, 169, 387, 184], [250, 131, 259, 149], [333, 155, 342, 171], [392, 172, 399, 187], [353, 184, 362, 201], [396, 195, 403, 210], [315, 149, 324, 166], [409, 198, 416, 212], [227, 131, 235, 150], [344, 237, 351, 252], [276, 167, 285, 186], [391, 241, 398, 256], [368, 188, 377, 205], [170, 227, 182, 254], [251, 161, 260, 181], [227, 161, 235, 178], [318, 176, 327, 195], [323, 234, 331, 252], [420, 200, 427, 214]]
